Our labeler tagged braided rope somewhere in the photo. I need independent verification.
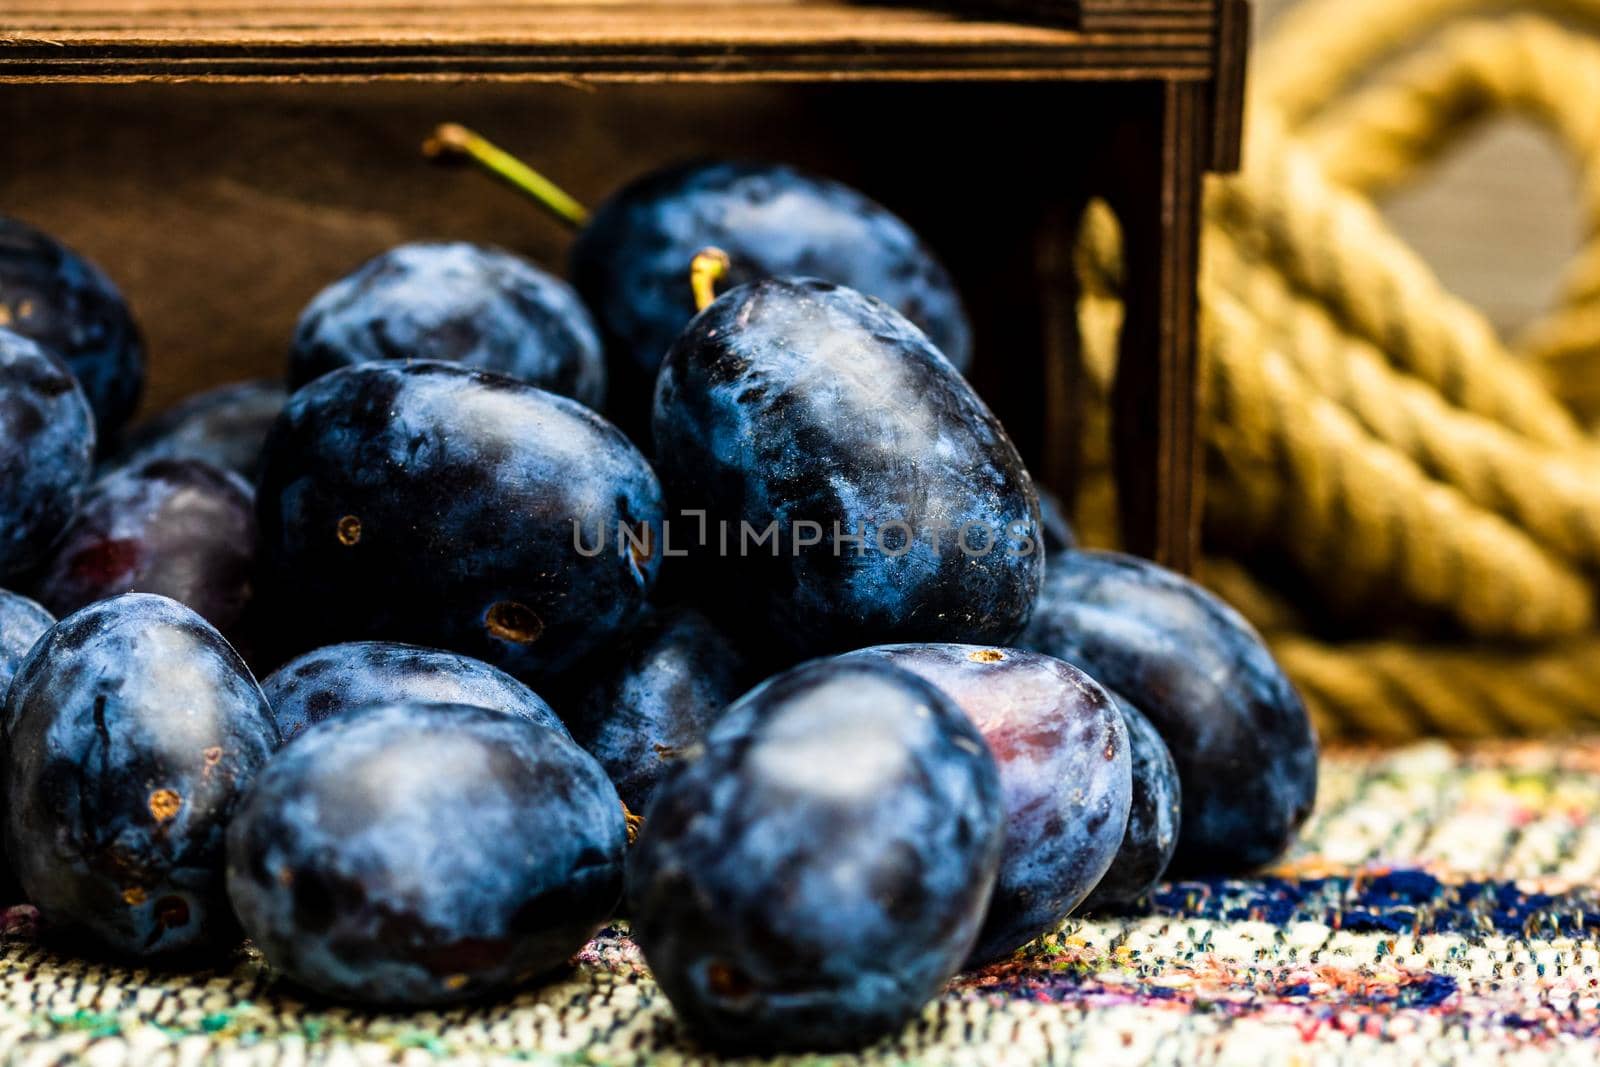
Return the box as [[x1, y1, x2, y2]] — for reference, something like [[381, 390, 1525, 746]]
[[1210, 122, 1583, 447], [1252, 0, 1600, 128], [1202, 288, 1596, 639], [1271, 633, 1600, 742], [1297, 17, 1600, 202], [1072, 8, 1600, 736], [1287, 15, 1600, 424], [1207, 238, 1600, 570]]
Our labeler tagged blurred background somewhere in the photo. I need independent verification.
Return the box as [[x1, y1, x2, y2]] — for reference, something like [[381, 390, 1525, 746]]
[[1258, 0, 1578, 338], [1057, 0, 1600, 745]]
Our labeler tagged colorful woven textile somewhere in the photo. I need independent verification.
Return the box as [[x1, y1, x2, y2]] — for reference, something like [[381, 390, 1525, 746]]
[[5, 741, 1600, 1064]]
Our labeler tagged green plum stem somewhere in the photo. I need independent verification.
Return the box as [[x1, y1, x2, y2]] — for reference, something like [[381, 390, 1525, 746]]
[[424, 123, 591, 229], [691, 248, 731, 312]]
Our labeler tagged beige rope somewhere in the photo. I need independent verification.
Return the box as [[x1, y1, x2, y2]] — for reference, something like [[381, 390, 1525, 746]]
[[1287, 15, 1600, 424], [1072, 9, 1600, 736], [1207, 237, 1600, 571], [1211, 119, 1583, 448]]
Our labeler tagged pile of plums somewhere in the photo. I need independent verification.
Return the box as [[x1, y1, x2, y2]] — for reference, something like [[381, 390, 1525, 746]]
[[0, 137, 1317, 1055]]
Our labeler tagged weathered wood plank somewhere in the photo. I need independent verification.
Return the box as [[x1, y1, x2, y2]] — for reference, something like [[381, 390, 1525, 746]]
[[0, 0, 1220, 83], [1105, 79, 1207, 570]]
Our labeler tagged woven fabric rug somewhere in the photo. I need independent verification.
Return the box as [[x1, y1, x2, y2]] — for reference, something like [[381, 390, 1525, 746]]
[[5, 741, 1600, 1065]]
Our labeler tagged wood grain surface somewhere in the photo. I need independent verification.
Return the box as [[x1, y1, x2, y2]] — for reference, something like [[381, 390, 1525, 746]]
[[1, 0, 1217, 82]]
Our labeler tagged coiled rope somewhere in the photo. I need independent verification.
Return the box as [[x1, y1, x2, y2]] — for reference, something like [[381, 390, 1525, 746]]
[[1075, 0, 1600, 739]]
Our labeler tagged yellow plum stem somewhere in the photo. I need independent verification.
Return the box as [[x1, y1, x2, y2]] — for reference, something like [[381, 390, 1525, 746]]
[[690, 248, 731, 312], [423, 123, 591, 229]]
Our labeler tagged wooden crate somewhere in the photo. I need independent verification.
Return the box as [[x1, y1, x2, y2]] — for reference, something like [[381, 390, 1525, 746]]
[[0, 0, 1248, 571]]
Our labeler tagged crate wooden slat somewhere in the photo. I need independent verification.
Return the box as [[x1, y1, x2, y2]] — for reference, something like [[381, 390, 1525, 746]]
[[0, 0, 1222, 83], [937, 0, 1219, 31]]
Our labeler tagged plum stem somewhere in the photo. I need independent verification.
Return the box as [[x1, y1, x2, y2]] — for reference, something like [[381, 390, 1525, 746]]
[[690, 248, 731, 312], [423, 123, 591, 229]]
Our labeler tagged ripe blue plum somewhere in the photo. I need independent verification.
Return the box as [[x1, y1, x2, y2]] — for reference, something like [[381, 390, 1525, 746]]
[[111, 379, 287, 481], [565, 605, 745, 813], [0, 589, 52, 900], [1079, 693, 1182, 913], [3, 594, 279, 957], [842, 643, 1130, 962], [256, 361, 662, 679], [0, 329, 96, 579], [0, 216, 144, 436], [226, 701, 627, 1006], [628, 658, 1003, 1053], [290, 242, 605, 410], [33, 458, 257, 644], [653, 278, 1041, 655], [572, 161, 971, 435], [0, 589, 51, 696], [262, 640, 568, 742], [1020, 550, 1318, 873]]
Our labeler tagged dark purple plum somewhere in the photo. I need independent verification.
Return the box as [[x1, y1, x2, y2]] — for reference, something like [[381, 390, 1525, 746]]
[[290, 242, 605, 409], [841, 643, 1129, 963], [2, 593, 279, 957], [262, 640, 568, 743], [628, 658, 1003, 1053], [1080, 693, 1181, 913], [0, 588, 50, 687], [0, 329, 95, 579], [0, 331, 98, 588], [565, 605, 744, 813], [0, 589, 51, 697], [0, 590, 52, 899], [0, 216, 144, 436], [226, 701, 627, 1006], [1020, 550, 1318, 874], [32, 458, 257, 645], [256, 360, 662, 680], [653, 278, 1041, 656], [572, 161, 971, 436], [110, 379, 287, 481]]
